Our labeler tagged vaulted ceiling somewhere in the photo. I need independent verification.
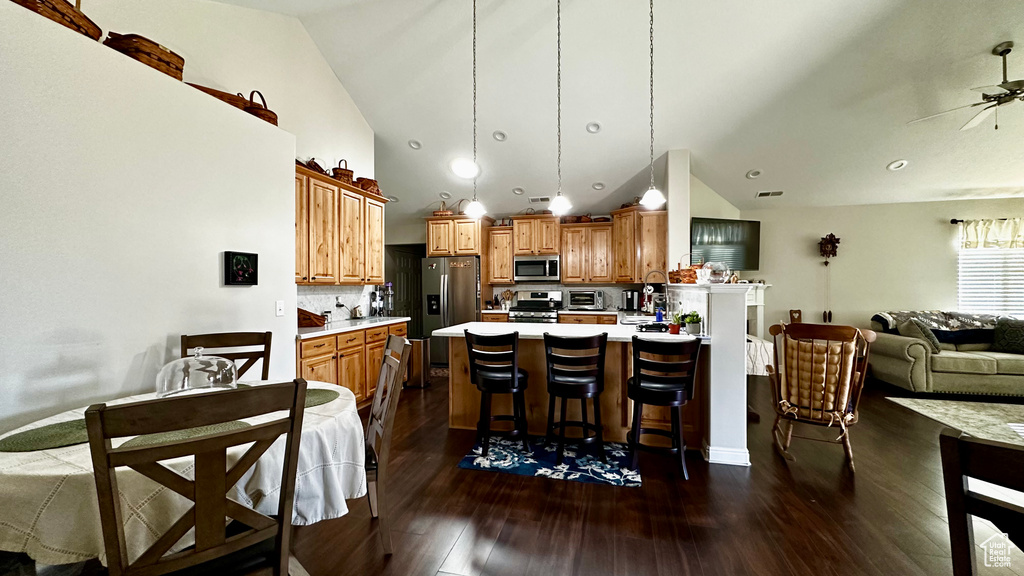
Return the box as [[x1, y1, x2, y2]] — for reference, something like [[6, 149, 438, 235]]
[[218, 0, 1024, 237]]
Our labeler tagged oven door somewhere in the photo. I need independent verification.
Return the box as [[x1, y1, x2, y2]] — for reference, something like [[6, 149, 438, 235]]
[[513, 256, 560, 282], [568, 291, 601, 310]]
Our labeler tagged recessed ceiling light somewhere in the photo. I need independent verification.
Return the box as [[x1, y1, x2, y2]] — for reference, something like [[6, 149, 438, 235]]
[[386, 195, 399, 202], [408, 140, 422, 150], [746, 169, 762, 179], [493, 130, 507, 142], [449, 157, 480, 179], [585, 122, 602, 134], [439, 191, 452, 200], [886, 159, 909, 171], [592, 182, 605, 190], [512, 187, 524, 195]]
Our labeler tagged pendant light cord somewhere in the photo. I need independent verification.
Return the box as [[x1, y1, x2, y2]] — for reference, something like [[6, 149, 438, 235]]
[[472, 0, 478, 200], [556, 0, 562, 197], [648, 0, 655, 189]]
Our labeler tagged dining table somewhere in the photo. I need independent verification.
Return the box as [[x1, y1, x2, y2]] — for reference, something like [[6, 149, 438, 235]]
[[0, 380, 366, 568]]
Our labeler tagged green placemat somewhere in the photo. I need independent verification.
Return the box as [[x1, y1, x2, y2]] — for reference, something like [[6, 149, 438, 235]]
[[121, 421, 251, 448], [238, 384, 339, 408], [0, 420, 89, 452]]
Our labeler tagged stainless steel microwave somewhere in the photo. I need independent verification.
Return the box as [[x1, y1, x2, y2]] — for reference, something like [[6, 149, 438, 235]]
[[513, 255, 560, 282]]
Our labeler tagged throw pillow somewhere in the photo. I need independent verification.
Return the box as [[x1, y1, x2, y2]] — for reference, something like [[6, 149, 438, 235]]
[[992, 318, 1024, 355], [897, 319, 941, 354]]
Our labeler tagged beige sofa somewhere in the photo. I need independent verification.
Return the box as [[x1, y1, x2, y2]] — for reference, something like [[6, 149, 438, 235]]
[[870, 334, 1024, 396]]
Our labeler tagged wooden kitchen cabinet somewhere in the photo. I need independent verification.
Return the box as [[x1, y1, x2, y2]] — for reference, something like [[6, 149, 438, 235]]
[[513, 215, 560, 256], [308, 178, 340, 284], [425, 216, 494, 256], [300, 350, 337, 385], [365, 340, 385, 399], [296, 321, 408, 404], [296, 166, 389, 286], [488, 227, 514, 284], [558, 313, 618, 325], [295, 174, 309, 283], [338, 345, 365, 400], [364, 197, 385, 284], [560, 223, 613, 284], [481, 312, 509, 322], [612, 206, 667, 283]]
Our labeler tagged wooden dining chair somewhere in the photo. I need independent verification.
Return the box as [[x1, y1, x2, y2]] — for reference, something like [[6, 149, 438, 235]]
[[940, 427, 1024, 576], [767, 322, 875, 472], [85, 379, 307, 576], [181, 332, 273, 380], [364, 335, 412, 555]]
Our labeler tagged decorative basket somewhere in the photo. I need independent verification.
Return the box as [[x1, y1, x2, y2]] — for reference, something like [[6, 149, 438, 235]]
[[356, 177, 380, 194], [561, 216, 579, 224], [579, 213, 593, 223], [298, 308, 326, 328], [432, 201, 453, 217], [186, 83, 250, 110], [304, 158, 328, 175], [10, 0, 101, 40], [244, 91, 277, 126], [593, 216, 611, 223], [104, 32, 184, 80], [331, 159, 354, 185]]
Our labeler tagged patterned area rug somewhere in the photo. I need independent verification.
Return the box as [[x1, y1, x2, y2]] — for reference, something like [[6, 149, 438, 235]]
[[887, 397, 1024, 446], [457, 436, 641, 487]]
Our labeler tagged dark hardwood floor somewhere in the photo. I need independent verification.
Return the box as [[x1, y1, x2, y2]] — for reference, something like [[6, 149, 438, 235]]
[[292, 376, 1023, 576]]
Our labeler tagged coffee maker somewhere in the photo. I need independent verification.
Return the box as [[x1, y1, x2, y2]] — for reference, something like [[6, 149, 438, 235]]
[[621, 290, 639, 312]]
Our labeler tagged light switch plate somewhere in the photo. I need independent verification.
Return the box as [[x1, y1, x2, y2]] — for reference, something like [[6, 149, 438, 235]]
[[275, 300, 285, 317]]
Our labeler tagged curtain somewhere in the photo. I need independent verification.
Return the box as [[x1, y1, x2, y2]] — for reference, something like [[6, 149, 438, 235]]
[[960, 218, 1024, 249]]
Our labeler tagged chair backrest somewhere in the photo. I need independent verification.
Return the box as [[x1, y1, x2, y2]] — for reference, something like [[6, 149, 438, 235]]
[[464, 331, 519, 386], [631, 336, 702, 398], [768, 323, 876, 424], [366, 336, 412, 474], [940, 428, 1024, 575], [85, 380, 307, 576], [789, 310, 803, 323], [181, 332, 273, 380], [543, 333, 608, 389]]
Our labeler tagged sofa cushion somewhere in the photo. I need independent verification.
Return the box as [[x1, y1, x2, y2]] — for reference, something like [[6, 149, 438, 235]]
[[974, 351, 1024, 375], [940, 342, 958, 351], [992, 317, 1024, 355], [930, 351, 997, 375], [957, 342, 992, 352], [898, 319, 940, 353]]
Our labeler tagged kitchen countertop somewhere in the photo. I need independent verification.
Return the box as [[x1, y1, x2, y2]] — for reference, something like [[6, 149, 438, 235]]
[[433, 321, 709, 343], [297, 316, 411, 340], [557, 309, 620, 315]]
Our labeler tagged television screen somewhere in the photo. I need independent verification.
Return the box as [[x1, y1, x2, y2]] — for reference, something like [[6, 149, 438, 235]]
[[690, 217, 760, 271]]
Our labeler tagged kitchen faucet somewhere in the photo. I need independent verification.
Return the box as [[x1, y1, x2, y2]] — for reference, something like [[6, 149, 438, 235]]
[[642, 269, 669, 315]]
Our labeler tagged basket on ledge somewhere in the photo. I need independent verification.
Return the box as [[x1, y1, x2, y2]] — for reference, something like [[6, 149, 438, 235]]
[[104, 32, 184, 81], [10, 0, 101, 41]]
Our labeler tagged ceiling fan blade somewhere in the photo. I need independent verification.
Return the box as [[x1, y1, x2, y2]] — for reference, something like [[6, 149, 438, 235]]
[[971, 84, 1008, 94], [907, 101, 987, 125], [960, 104, 997, 131]]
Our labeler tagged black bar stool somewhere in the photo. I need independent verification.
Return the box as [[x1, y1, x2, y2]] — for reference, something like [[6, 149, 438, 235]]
[[627, 335, 702, 479], [543, 333, 608, 464], [464, 330, 530, 456]]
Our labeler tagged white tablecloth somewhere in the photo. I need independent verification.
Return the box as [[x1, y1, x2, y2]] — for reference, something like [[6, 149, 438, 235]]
[[0, 380, 366, 566]]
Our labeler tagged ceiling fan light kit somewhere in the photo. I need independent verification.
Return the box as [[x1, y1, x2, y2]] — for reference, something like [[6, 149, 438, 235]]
[[909, 40, 1023, 131]]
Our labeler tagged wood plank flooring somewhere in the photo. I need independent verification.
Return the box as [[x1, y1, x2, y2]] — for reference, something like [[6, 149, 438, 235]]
[[292, 375, 1022, 576]]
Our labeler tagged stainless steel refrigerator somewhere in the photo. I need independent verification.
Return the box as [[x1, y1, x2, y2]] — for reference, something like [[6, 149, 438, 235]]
[[422, 256, 480, 365]]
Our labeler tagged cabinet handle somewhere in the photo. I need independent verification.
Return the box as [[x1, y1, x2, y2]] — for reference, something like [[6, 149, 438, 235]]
[[338, 353, 344, 358], [312, 276, 317, 280], [313, 343, 326, 348], [303, 276, 308, 280], [347, 337, 356, 342]]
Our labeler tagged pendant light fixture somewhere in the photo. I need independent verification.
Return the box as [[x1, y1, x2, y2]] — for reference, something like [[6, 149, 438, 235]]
[[548, 0, 572, 216], [638, 0, 666, 209], [463, 0, 487, 219]]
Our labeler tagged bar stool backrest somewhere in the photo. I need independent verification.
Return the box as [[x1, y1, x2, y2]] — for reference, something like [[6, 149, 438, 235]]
[[543, 333, 608, 390], [631, 336, 702, 400], [464, 331, 520, 387]]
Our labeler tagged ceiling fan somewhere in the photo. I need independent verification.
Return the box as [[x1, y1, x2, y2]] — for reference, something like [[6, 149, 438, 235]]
[[909, 41, 1024, 131]]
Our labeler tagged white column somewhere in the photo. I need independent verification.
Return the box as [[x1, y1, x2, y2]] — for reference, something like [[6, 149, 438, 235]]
[[665, 149, 691, 271], [703, 284, 752, 466]]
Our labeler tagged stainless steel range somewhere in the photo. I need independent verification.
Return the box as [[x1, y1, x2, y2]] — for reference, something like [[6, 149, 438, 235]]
[[508, 290, 562, 323]]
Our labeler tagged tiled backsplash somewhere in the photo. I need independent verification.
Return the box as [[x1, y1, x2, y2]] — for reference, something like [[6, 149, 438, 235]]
[[297, 285, 375, 321], [488, 283, 642, 310]]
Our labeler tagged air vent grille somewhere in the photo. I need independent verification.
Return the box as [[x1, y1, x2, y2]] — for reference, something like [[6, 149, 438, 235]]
[[756, 191, 784, 198], [529, 196, 551, 204]]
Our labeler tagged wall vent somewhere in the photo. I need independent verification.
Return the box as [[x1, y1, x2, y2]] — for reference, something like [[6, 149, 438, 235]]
[[756, 191, 784, 198], [529, 196, 551, 204]]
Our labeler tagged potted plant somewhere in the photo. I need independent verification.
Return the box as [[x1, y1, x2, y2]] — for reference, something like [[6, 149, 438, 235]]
[[683, 311, 702, 335], [669, 310, 682, 334]]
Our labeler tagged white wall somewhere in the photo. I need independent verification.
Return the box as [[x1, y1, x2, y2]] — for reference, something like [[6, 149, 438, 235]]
[[84, 0, 375, 177], [690, 175, 741, 220], [741, 197, 1024, 329], [665, 150, 691, 270], [0, 3, 297, 431]]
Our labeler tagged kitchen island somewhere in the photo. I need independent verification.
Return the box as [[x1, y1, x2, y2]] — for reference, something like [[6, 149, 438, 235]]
[[434, 284, 753, 466]]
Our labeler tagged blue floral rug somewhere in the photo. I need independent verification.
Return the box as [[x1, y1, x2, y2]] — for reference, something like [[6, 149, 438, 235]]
[[457, 436, 641, 487]]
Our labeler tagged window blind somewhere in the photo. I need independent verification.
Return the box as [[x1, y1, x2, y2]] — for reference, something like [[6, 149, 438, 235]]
[[957, 247, 1024, 316]]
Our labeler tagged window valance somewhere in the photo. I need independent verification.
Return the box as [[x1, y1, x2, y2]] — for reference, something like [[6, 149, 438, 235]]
[[960, 218, 1023, 249]]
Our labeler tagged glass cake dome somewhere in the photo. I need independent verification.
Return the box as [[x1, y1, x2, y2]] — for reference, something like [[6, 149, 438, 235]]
[[702, 262, 730, 284], [156, 347, 238, 397]]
